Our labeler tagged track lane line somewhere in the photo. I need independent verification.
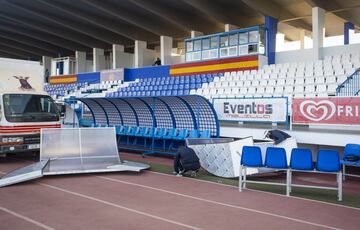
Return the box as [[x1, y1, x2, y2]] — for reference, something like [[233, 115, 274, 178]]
[[0, 207, 55, 230], [96, 175, 341, 230], [147, 170, 360, 211], [37, 182, 202, 230]]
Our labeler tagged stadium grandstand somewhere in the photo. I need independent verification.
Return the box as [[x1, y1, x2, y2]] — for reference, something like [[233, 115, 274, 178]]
[[0, 0, 359, 229]]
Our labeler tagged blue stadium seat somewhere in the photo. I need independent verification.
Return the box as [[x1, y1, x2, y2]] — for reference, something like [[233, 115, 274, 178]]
[[154, 127, 167, 139], [265, 147, 288, 169], [316, 150, 341, 172], [241, 146, 263, 167], [188, 130, 199, 138], [341, 143, 360, 166], [163, 128, 177, 139], [144, 127, 155, 138], [199, 130, 210, 138], [174, 129, 188, 140], [290, 148, 314, 170]]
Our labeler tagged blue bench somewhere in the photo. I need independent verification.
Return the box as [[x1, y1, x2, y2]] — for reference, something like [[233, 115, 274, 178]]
[[239, 146, 343, 201]]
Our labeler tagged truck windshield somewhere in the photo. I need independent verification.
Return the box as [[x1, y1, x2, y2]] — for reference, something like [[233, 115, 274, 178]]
[[3, 94, 59, 122]]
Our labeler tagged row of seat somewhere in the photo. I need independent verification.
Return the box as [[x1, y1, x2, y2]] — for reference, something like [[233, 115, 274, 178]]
[[231, 66, 355, 78], [210, 76, 344, 87], [138, 73, 223, 82], [120, 83, 202, 92], [239, 146, 343, 201], [107, 89, 191, 97], [116, 126, 211, 140], [192, 84, 337, 98]]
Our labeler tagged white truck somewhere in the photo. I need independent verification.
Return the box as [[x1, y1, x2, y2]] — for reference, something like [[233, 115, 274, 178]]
[[0, 58, 60, 155]]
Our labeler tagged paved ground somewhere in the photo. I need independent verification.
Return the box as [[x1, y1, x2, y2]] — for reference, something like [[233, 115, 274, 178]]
[[0, 154, 359, 230]]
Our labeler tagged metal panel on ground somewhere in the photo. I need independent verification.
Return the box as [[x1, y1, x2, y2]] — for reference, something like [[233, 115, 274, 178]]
[[0, 160, 49, 187], [0, 128, 150, 187]]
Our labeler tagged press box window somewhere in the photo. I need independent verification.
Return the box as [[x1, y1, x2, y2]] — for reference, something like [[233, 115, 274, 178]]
[[239, 32, 248, 44], [248, 44, 258, 54], [220, 35, 228, 47], [194, 40, 201, 51], [229, 34, 238, 46], [186, 41, 193, 52], [249, 30, 259, 43], [210, 36, 218, 49], [202, 38, 210, 50]]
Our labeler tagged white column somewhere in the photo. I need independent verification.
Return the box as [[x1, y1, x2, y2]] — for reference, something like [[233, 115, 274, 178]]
[[75, 51, 86, 73], [225, 24, 237, 32], [134, 40, 147, 68], [160, 36, 172, 65], [42, 56, 51, 82], [112, 44, 124, 69], [299, 29, 305, 49], [312, 7, 325, 60], [93, 48, 105, 72], [191, 30, 203, 39]]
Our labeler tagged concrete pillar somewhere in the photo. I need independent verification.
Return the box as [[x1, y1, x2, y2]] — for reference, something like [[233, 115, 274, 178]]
[[112, 44, 124, 69], [312, 7, 325, 60], [160, 36, 172, 65], [191, 30, 203, 39], [134, 40, 147, 68], [299, 29, 306, 49], [265, 16, 278, 65], [224, 24, 237, 32], [75, 51, 86, 73], [42, 56, 51, 82], [93, 48, 105, 72], [344, 22, 354, 45]]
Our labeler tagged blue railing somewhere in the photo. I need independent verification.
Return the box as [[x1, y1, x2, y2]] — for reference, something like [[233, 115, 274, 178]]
[[336, 68, 360, 96]]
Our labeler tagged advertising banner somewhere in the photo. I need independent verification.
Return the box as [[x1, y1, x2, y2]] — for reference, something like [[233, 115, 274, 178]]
[[213, 97, 288, 122], [292, 97, 360, 125]]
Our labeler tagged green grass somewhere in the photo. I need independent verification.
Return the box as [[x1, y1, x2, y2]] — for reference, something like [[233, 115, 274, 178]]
[[144, 161, 360, 208]]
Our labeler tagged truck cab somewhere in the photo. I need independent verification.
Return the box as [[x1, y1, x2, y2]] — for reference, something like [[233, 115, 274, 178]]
[[0, 91, 60, 154]]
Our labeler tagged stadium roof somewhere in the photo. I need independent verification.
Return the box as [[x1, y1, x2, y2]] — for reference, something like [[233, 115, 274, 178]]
[[0, 0, 359, 60]]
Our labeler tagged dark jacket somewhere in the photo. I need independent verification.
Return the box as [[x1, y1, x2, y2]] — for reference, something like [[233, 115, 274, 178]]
[[266, 130, 291, 145], [175, 146, 200, 171]]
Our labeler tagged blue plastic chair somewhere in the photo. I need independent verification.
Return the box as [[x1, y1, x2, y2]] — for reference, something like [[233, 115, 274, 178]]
[[154, 127, 167, 139], [188, 130, 199, 138], [316, 150, 340, 172], [265, 147, 288, 169], [290, 148, 314, 170], [241, 146, 263, 167], [199, 130, 211, 138], [341, 143, 360, 165], [163, 129, 176, 139], [341, 143, 360, 179], [174, 129, 188, 140]]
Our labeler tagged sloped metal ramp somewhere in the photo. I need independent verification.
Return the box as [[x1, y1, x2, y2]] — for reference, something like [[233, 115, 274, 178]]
[[0, 127, 150, 187]]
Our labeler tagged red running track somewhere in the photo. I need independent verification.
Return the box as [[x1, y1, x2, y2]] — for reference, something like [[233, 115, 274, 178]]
[[0, 158, 359, 230]]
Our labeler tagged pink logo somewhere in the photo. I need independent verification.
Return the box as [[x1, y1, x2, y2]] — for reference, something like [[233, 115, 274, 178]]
[[299, 100, 336, 122]]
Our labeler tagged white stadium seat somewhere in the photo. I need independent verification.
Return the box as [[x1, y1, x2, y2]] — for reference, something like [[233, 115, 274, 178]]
[[277, 78, 286, 86], [315, 76, 325, 85]]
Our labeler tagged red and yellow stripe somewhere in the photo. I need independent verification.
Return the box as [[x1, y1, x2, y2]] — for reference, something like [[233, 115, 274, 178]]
[[49, 74, 77, 84], [170, 56, 258, 76], [0, 124, 61, 134]]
